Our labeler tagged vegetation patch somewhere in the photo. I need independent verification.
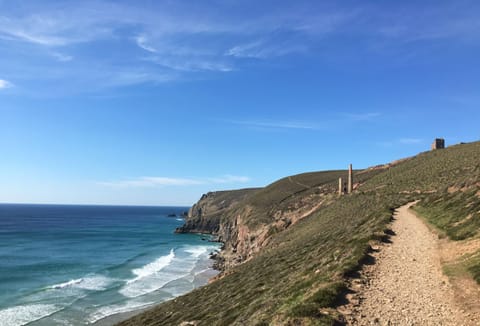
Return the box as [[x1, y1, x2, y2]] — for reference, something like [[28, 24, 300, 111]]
[[289, 302, 321, 318], [309, 282, 346, 307], [468, 263, 480, 284], [413, 189, 480, 240], [467, 252, 480, 284]]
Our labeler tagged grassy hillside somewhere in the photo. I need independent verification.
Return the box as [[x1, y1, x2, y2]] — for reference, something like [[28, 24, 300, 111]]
[[118, 141, 480, 326], [226, 168, 384, 228]]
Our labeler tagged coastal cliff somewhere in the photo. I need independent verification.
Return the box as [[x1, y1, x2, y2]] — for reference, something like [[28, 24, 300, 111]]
[[177, 170, 376, 270], [118, 141, 480, 326], [175, 188, 257, 234]]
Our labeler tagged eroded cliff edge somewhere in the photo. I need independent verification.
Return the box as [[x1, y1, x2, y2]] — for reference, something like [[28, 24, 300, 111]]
[[175, 188, 258, 235], [175, 170, 369, 271]]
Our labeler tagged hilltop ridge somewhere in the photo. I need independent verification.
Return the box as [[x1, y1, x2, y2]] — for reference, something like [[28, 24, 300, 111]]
[[118, 141, 480, 325]]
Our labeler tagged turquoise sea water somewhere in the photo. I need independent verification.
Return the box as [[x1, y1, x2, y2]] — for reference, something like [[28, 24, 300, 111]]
[[0, 204, 220, 325]]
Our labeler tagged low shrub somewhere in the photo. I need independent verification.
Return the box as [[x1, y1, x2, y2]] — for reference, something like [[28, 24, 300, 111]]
[[310, 282, 346, 307]]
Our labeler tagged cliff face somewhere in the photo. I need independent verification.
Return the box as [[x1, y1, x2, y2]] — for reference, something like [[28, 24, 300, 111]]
[[177, 170, 373, 270], [175, 188, 258, 234]]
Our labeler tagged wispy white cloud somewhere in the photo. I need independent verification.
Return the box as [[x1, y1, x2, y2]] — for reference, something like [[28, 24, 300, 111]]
[[226, 41, 267, 58], [98, 175, 251, 188], [225, 40, 307, 59], [376, 141, 394, 148], [52, 52, 73, 62], [145, 56, 233, 72], [228, 119, 320, 130], [377, 137, 424, 148], [207, 175, 251, 184], [1, 1, 478, 92], [100, 70, 176, 88], [343, 112, 381, 121], [0, 79, 12, 89], [135, 35, 157, 53], [0, 26, 69, 46], [399, 138, 423, 144], [98, 177, 203, 188], [0, 14, 87, 46]]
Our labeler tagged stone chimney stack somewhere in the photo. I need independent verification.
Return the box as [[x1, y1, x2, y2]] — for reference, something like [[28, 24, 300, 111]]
[[348, 164, 353, 194]]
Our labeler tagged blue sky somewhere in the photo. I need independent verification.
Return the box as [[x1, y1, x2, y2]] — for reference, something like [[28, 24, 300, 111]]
[[1, 0, 479, 205]]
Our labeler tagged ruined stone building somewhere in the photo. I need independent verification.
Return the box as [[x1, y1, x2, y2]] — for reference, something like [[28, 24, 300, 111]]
[[431, 138, 445, 150]]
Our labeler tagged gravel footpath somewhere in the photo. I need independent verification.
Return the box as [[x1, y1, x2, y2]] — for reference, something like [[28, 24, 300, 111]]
[[340, 202, 473, 325]]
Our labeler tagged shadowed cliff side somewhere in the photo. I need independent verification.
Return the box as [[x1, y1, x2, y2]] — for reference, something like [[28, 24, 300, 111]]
[[175, 188, 259, 234]]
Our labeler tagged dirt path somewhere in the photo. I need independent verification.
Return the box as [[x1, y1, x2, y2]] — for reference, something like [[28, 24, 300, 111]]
[[340, 202, 477, 325], [287, 176, 311, 189]]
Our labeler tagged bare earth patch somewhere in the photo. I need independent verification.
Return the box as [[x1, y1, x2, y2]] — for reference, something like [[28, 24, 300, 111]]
[[339, 202, 479, 325]]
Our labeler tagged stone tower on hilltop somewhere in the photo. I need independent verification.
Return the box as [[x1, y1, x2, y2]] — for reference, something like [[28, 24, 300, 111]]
[[338, 164, 353, 195], [348, 164, 353, 194], [431, 138, 445, 150]]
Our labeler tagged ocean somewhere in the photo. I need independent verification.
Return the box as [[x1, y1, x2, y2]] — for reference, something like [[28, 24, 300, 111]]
[[0, 204, 220, 325]]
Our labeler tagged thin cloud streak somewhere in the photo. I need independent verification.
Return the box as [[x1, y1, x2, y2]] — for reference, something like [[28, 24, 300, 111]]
[[377, 138, 424, 147], [0, 79, 12, 89], [225, 40, 307, 59], [145, 56, 233, 72], [98, 175, 251, 188], [342, 112, 381, 121], [135, 35, 157, 53], [207, 175, 251, 184], [52, 52, 73, 62], [228, 119, 320, 130], [399, 138, 423, 144]]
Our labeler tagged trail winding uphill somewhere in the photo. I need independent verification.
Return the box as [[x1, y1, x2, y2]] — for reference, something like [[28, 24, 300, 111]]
[[340, 203, 479, 325]]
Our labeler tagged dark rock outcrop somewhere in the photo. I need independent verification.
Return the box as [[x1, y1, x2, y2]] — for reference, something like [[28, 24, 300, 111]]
[[175, 188, 258, 234]]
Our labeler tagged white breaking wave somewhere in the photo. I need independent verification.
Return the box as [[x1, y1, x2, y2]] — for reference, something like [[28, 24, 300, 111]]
[[49, 278, 83, 289], [0, 304, 62, 326], [48, 275, 113, 291], [194, 268, 210, 276], [184, 246, 209, 258], [75, 275, 113, 291], [120, 249, 181, 298], [87, 300, 155, 324], [120, 247, 214, 298], [127, 249, 175, 284]]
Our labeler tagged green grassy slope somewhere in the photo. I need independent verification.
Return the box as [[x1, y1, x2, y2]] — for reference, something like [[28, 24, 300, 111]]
[[224, 168, 384, 228], [225, 170, 348, 227], [118, 141, 480, 326], [361, 142, 479, 194]]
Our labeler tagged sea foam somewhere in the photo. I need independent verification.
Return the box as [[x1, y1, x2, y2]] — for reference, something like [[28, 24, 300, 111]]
[[120, 249, 181, 298], [128, 249, 175, 284], [50, 278, 83, 289], [184, 245, 209, 258], [87, 300, 155, 324], [0, 304, 62, 326], [119, 246, 212, 298], [49, 275, 113, 291]]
